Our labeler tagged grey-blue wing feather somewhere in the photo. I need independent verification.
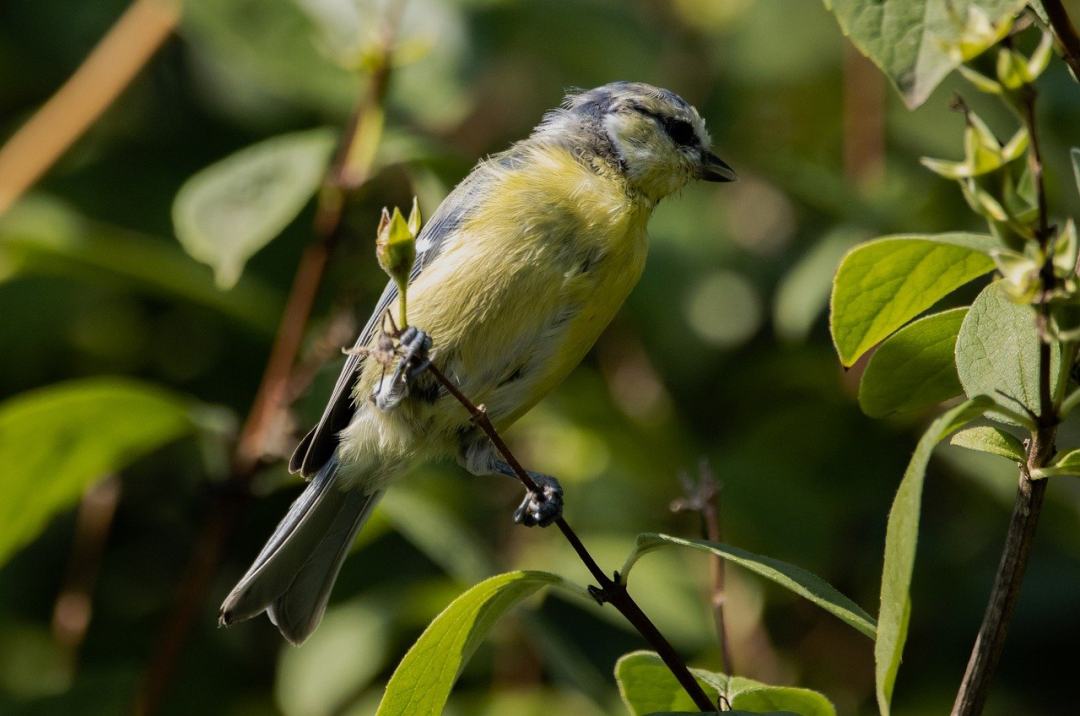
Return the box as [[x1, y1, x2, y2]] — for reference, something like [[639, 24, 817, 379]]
[[289, 172, 485, 476]]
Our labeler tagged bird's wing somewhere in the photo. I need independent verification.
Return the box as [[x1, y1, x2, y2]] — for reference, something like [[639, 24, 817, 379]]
[[289, 172, 486, 477]]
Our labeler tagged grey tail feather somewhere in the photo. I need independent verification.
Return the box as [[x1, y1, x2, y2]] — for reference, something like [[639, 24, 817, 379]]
[[218, 456, 382, 645]]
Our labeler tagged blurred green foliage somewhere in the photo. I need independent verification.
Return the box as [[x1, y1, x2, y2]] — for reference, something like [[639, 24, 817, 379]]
[[3, 0, 1080, 714]]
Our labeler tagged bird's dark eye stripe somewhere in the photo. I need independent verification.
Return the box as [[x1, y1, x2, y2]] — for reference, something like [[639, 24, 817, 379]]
[[661, 117, 697, 146], [626, 103, 698, 147]]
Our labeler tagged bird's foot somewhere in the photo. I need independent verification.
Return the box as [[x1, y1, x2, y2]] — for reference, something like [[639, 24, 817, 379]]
[[373, 326, 432, 411], [513, 472, 564, 527]]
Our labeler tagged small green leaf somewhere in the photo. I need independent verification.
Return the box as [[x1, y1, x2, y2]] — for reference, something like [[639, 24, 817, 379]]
[[621, 534, 875, 639], [956, 282, 1061, 418], [822, 0, 1028, 108], [0, 378, 194, 566], [615, 651, 718, 715], [375, 571, 571, 716], [876, 396, 993, 716], [1032, 449, 1080, 478], [859, 307, 967, 417], [950, 426, 1025, 461], [173, 128, 337, 288], [830, 233, 995, 366], [616, 651, 835, 716], [1072, 148, 1080, 199]]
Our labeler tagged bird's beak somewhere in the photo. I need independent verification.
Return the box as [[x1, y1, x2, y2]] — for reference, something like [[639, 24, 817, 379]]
[[700, 150, 737, 182]]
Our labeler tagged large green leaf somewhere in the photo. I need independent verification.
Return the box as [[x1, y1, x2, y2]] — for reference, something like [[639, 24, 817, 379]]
[[0, 196, 281, 333], [875, 396, 992, 715], [830, 234, 995, 366], [621, 534, 875, 639], [173, 128, 337, 289], [616, 651, 834, 716], [375, 571, 571, 716], [823, 0, 1028, 108], [0, 378, 195, 566], [858, 307, 967, 417], [956, 281, 1061, 418]]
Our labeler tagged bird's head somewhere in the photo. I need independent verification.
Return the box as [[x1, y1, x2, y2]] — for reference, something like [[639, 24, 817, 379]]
[[539, 82, 736, 203]]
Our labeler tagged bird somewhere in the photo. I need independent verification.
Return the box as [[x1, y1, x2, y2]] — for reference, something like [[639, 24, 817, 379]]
[[219, 81, 736, 644]]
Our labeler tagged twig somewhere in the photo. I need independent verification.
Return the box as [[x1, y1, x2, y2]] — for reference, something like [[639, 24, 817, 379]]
[[134, 29, 398, 716], [0, 0, 179, 216], [1042, 0, 1080, 80], [424, 364, 718, 713], [671, 461, 734, 676], [951, 81, 1057, 716], [51, 476, 121, 662]]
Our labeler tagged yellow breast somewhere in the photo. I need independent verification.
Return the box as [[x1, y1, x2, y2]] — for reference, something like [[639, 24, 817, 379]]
[[358, 143, 652, 444]]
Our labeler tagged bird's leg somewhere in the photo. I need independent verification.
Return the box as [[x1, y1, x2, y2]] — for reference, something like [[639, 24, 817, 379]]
[[372, 325, 432, 411], [459, 441, 564, 527]]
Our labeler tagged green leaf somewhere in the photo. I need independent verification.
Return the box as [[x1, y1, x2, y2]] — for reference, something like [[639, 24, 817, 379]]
[[0, 378, 194, 566], [616, 651, 717, 715], [173, 128, 337, 289], [375, 571, 570, 716], [621, 534, 875, 639], [1032, 449, 1080, 478], [1072, 148, 1080, 199], [823, 0, 1028, 108], [859, 307, 968, 417], [956, 282, 1061, 418], [616, 651, 835, 716], [830, 234, 995, 366], [876, 396, 992, 715], [0, 196, 282, 333], [950, 425, 1025, 461]]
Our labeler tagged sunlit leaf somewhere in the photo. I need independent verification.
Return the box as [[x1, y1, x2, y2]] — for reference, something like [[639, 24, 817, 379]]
[[621, 534, 875, 639], [830, 233, 995, 366], [375, 571, 572, 716], [956, 282, 1061, 418], [950, 425, 1025, 461], [823, 0, 1028, 108], [876, 396, 992, 715], [858, 307, 967, 417], [173, 128, 337, 289], [0, 378, 195, 566], [616, 651, 835, 716]]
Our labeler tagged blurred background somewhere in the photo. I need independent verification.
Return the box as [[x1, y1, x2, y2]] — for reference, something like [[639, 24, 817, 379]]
[[3, 0, 1080, 714]]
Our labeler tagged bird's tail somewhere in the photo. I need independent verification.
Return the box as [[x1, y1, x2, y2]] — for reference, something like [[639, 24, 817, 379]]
[[219, 456, 382, 644]]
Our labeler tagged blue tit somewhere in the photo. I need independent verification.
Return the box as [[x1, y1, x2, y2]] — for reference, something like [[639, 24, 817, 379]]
[[220, 81, 735, 643]]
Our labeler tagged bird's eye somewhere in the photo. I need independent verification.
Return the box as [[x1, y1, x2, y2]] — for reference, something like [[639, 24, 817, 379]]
[[662, 117, 697, 147]]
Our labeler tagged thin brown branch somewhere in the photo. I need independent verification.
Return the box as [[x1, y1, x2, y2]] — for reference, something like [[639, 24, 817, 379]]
[[134, 36, 398, 716], [1042, 0, 1080, 80], [51, 476, 121, 661], [424, 364, 718, 713], [952, 80, 1057, 716], [0, 0, 179, 216], [672, 461, 733, 676]]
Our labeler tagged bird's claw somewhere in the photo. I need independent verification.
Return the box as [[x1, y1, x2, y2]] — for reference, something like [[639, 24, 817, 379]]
[[513, 473, 563, 527], [373, 326, 432, 411]]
